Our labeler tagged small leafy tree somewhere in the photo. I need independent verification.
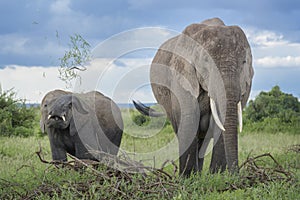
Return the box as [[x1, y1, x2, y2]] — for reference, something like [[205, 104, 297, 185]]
[[59, 34, 91, 88], [244, 86, 300, 134]]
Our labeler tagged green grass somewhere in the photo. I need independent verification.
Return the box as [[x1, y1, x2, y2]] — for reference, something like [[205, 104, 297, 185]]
[[0, 112, 299, 199]]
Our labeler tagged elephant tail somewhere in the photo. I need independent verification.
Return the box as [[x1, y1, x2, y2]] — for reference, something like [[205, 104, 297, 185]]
[[132, 100, 165, 117]]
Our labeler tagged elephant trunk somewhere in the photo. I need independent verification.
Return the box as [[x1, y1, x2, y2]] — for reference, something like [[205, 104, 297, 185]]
[[222, 72, 241, 172], [223, 98, 239, 173], [209, 67, 242, 173]]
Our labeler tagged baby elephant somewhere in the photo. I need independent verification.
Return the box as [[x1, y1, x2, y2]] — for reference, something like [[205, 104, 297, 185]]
[[40, 90, 123, 161]]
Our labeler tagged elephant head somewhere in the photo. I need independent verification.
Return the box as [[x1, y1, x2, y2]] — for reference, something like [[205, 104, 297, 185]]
[[40, 89, 70, 133], [45, 95, 89, 134]]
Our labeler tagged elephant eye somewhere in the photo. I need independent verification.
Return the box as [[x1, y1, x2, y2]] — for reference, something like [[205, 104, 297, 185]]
[[68, 103, 72, 109], [44, 104, 47, 108], [243, 60, 246, 64]]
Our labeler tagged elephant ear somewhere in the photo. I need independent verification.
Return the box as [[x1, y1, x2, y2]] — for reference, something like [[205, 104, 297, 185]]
[[157, 26, 222, 101], [72, 95, 89, 115], [40, 119, 45, 133], [157, 34, 201, 99], [183, 23, 226, 102], [69, 95, 89, 136], [70, 93, 119, 157], [240, 48, 254, 107], [69, 112, 89, 137]]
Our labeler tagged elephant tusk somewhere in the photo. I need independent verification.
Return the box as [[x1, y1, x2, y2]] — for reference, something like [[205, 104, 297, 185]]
[[210, 98, 225, 131], [47, 115, 52, 120], [61, 115, 66, 122], [237, 101, 243, 132]]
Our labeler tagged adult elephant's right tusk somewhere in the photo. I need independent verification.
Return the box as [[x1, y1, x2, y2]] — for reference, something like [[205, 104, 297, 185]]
[[210, 98, 225, 131], [48, 115, 52, 120], [237, 101, 243, 132]]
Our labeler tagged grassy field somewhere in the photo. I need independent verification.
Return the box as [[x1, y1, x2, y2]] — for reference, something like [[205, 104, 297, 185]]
[[0, 111, 299, 199]]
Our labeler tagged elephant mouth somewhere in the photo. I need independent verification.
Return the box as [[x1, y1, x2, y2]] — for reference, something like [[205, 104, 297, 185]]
[[46, 114, 68, 129], [48, 114, 66, 121]]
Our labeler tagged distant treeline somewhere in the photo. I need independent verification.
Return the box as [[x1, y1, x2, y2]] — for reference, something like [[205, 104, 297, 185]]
[[1, 85, 299, 137]]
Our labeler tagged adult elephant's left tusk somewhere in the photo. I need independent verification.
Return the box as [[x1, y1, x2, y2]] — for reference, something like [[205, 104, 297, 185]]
[[48, 115, 52, 120], [210, 98, 225, 131], [237, 101, 243, 132]]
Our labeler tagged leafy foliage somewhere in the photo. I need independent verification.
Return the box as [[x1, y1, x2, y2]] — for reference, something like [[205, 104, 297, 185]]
[[0, 89, 39, 137], [58, 34, 91, 88], [131, 112, 150, 126], [243, 86, 300, 134], [129, 105, 170, 128]]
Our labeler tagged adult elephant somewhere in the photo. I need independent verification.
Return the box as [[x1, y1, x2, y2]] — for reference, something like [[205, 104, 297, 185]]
[[40, 90, 123, 161], [134, 18, 254, 176]]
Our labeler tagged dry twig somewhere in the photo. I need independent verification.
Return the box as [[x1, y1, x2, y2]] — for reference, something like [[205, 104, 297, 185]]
[[219, 152, 295, 192], [22, 146, 179, 199]]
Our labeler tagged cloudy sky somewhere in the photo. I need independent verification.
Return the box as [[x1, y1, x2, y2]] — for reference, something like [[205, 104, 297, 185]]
[[0, 0, 299, 103]]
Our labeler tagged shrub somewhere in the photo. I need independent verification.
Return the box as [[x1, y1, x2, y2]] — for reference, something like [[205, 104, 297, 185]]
[[130, 107, 170, 128], [132, 114, 150, 126], [0, 89, 38, 137]]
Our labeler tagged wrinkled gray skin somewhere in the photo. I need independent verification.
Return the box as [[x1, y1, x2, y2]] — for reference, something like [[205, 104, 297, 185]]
[[135, 18, 254, 176], [40, 90, 123, 161]]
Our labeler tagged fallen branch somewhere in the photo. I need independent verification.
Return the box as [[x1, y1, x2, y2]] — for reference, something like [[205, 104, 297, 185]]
[[28, 146, 179, 199], [67, 153, 111, 179], [219, 152, 295, 193], [35, 145, 74, 168]]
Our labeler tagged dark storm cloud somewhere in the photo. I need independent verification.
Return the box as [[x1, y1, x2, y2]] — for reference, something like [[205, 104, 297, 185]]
[[1, 0, 299, 66], [1, 0, 299, 34]]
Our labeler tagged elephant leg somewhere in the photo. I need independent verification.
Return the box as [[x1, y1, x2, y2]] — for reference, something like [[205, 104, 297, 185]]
[[50, 146, 67, 161], [210, 133, 227, 173], [154, 78, 200, 176], [179, 134, 212, 174], [47, 131, 67, 161], [197, 107, 212, 172], [178, 134, 200, 176], [176, 95, 200, 176], [197, 137, 211, 172], [74, 142, 89, 159], [197, 139, 204, 172]]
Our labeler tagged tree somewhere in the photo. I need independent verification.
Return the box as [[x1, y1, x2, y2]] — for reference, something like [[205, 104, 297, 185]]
[[244, 85, 300, 133]]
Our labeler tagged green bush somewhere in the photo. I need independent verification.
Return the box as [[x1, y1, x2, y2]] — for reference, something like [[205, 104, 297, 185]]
[[130, 108, 170, 128], [243, 86, 300, 134], [132, 114, 150, 126], [0, 89, 39, 137]]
